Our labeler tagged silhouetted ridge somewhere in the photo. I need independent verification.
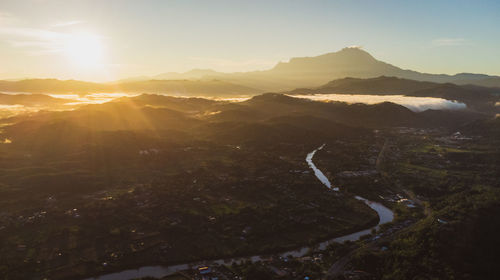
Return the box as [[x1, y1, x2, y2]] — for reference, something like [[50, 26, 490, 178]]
[[287, 76, 500, 114]]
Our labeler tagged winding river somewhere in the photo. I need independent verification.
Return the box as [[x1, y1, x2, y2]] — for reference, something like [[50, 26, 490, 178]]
[[306, 144, 339, 191], [85, 144, 394, 280]]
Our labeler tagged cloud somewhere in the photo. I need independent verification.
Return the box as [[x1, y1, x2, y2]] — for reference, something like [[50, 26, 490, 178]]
[[0, 27, 63, 39], [0, 15, 88, 56], [431, 38, 466, 47], [51, 20, 85, 28], [289, 94, 467, 112], [0, 24, 103, 57], [0, 26, 69, 55]]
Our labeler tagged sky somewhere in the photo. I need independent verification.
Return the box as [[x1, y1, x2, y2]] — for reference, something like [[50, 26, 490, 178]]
[[0, 0, 499, 82]]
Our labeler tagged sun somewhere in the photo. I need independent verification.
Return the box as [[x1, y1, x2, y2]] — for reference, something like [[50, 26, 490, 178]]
[[63, 33, 104, 68]]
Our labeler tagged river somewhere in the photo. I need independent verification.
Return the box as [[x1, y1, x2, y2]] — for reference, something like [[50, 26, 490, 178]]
[[84, 144, 394, 280], [306, 144, 339, 191]]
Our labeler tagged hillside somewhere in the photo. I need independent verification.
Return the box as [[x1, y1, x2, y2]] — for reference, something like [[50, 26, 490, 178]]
[[1, 93, 489, 148], [287, 76, 500, 113]]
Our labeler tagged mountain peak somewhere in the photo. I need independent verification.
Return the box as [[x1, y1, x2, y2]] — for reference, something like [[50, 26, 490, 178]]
[[319, 47, 376, 61], [338, 46, 369, 53], [270, 47, 383, 75]]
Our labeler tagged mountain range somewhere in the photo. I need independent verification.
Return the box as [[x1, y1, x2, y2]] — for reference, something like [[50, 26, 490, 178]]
[[1, 47, 500, 95], [1, 92, 487, 150], [0, 79, 259, 96], [136, 47, 500, 89], [123, 47, 500, 91]]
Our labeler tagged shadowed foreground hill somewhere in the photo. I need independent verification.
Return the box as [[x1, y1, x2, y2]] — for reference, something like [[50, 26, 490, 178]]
[[2, 92, 489, 136], [207, 93, 488, 128], [0, 93, 490, 158]]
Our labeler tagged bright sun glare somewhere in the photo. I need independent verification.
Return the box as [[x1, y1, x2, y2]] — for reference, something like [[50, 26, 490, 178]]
[[63, 33, 104, 68]]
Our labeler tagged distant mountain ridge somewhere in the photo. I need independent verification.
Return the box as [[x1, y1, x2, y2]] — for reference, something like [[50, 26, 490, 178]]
[[0, 93, 76, 106], [0, 79, 260, 96], [1, 47, 500, 93], [258, 47, 500, 89], [154, 69, 220, 80], [127, 47, 500, 90]]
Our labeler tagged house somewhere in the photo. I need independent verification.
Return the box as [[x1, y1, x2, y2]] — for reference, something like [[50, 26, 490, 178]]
[[198, 266, 215, 280], [397, 198, 416, 208], [198, 266, 211, 275]]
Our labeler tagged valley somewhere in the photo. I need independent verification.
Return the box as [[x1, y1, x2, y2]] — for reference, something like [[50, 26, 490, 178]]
[[1, 91, 499, 279]]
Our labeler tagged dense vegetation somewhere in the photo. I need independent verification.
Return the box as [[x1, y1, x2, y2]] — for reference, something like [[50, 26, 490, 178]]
[[0, 92, 499, 279]]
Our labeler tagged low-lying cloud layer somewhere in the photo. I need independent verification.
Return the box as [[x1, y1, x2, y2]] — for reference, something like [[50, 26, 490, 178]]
[[291, 94, 467, 112]]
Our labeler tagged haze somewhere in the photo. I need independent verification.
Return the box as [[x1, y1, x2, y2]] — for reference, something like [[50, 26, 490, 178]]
[[1, 0, 500, 82]]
